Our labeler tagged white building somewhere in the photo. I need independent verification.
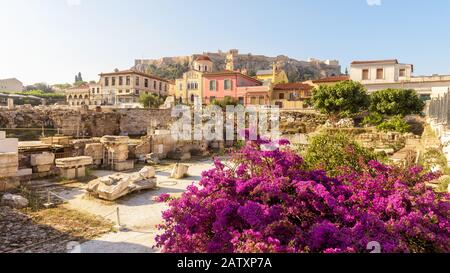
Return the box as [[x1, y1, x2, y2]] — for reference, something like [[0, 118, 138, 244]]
[[350, 59, 450, 97], [0, 78, 23, 93]]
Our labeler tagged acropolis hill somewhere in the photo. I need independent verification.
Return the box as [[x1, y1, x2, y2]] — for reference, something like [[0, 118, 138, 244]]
[[133, 49, 341, 82]]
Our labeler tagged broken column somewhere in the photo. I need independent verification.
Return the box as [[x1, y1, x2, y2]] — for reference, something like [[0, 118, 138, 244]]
[[100, 136, 134, 171], [86, 166, 157, 201], [55, 156, 93, 180]]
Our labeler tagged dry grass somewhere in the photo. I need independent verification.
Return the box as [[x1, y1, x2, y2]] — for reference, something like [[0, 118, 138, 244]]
[[25, 206, 113, 240]]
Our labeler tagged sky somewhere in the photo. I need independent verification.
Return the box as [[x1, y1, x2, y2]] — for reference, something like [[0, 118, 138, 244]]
[[0, 0, 449, 85]]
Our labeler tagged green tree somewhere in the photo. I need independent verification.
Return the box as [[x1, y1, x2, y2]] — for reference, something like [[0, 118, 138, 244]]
[[25, 82, 53, 93], [369, 89, 425, 116], [303, 132, 378, 177], [211, 96, 239, 109], [139, 93, 165, 108], [310, 80, 369, 119]]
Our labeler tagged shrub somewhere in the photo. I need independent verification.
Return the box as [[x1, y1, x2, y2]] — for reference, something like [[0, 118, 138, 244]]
[[361, 112, 383, 127], [212, 96, 239, 109], [376, 116, 410, 133], [155, 139, 449, 253], [369, 89, 425, 116], [303, 132, 377, 177]]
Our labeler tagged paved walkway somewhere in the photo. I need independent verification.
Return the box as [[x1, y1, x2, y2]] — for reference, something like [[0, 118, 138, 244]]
[[54, 160, 214, 253]]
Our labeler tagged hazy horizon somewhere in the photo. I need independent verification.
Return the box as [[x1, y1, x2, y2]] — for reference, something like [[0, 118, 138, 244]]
[[1, 0, 449, 85]]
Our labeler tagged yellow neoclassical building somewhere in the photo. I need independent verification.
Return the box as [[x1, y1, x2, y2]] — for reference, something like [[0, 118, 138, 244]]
[[175, 55, 213, 104], [256, 63, 289, 85]]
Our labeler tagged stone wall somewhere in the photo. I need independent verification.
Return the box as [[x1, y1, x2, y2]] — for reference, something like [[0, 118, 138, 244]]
[[0, 107, 173, 138], [115, 109, 173, 136]]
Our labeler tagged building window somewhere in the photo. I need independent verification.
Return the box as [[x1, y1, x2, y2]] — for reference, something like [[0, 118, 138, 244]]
[[376, 69, 384, 80], [154, 81, 157, 89], [105, 77, 109, 86], [112, 77, 116, 86], [126, 76, 130, 85], [126, 89, 130, 93], [118, 90, 123, 94], [210, 96, 216, 102], [279, 93, 285, 100], [259, 96, 264, 105], [362, 69, 369, 80], [135, 89, 140, 95], [209, 80, 217, 91], [224, 79, 232, 90], [238, 97, 244, 105], [136, 77, 140, 86], [159, 82, 162, 91], [399, 69, 406, 77], [179, 83, 183, 90], [250, 97, 257, 105], [97, 88, 100, 93], [119, 76, 123, 85], [144, 79, 149, 88]]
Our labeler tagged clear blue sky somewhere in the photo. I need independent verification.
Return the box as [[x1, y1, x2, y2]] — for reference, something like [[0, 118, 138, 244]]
[[1, 0, 449, 85]]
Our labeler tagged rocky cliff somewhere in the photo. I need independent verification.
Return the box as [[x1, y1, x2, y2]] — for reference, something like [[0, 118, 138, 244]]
[[133, 50, 342, 82]]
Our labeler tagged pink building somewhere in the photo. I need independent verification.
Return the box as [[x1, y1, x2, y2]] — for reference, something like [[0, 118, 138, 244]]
[[203, 71, 262, 104]]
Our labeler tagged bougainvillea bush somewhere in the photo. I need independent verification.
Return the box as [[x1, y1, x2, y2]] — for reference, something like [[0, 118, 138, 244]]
[[155, 138, 450, 253]]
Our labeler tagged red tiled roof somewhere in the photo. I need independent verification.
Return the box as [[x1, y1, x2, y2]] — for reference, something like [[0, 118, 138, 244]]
[[99, 69, 169, 82], [273, 82, 313, 91], [204, 70, 263, 84], [351, 59, 398, 65], [195, 55, 212, 62], [312, 76, 350, 83], [67, 83, 90, 90]]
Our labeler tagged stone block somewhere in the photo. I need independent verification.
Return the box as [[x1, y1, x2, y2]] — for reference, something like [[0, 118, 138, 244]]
[[170, 164, 189, 179], [61, 168, 77, 180], [56, 156, 93, 168], [33, 164, 52, 173], [0, 138, 18, 153], [84, 143, 104, 160], [17, 168, 33, 176], [30, 152, 55, 166], [113, 160, 134, 172], [0, 131, 5, 139]]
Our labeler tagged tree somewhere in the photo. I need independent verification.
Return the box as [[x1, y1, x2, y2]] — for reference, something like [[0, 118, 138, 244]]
[[77, 72, 83, 82], [310, 80, 369, 119], [25, 82, 53, 93], [139, 93, 165, 108], [369, 89, 425, 116]]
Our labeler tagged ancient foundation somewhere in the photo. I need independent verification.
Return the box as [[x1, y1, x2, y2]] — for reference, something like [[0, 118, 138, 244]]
[[55, 156, 93, 179]]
